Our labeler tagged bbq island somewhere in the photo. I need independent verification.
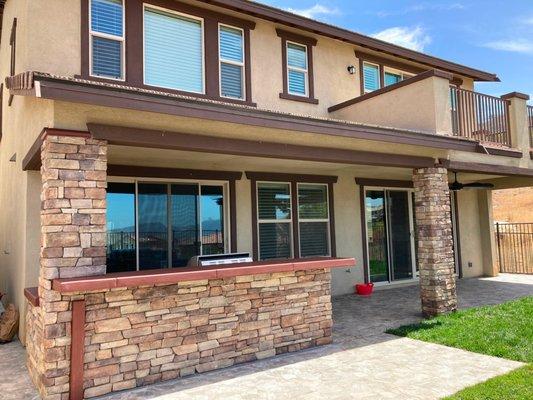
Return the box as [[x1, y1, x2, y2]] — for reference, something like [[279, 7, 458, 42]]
[[25, 257, 355, 399]]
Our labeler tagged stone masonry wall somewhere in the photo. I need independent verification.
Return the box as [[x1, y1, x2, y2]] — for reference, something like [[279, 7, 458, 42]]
[[27, 134, 108, 400], [71, 269, 332, 398], [413, 167, 457, 317]]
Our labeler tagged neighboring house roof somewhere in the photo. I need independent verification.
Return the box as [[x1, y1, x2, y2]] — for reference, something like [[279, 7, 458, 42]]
[[207, 0, 499, 82], [7, 71, 516, 159]]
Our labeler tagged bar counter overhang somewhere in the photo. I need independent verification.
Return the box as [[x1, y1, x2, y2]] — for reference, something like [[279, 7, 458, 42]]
[[26, 257, 355, 399]]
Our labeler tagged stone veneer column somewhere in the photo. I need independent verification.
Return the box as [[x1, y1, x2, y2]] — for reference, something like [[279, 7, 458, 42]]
[[413, 167, 457, 317], [31, 134, 107, 399]]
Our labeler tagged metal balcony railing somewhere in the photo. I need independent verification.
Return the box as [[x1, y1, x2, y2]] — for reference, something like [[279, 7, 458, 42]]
[[450, 87, 511, 147]]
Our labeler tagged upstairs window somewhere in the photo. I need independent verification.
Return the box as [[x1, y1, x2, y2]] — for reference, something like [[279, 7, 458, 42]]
[[144, 7, 204, 94], [286, 42, 308, 96], [219, 25, 245, 100], [384, 68, 413, 87], [90, 0, 124, 80], [363, 62, 380, 93]]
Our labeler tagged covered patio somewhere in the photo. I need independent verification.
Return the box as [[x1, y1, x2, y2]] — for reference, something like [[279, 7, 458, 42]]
[[4, 274, 531, 400]]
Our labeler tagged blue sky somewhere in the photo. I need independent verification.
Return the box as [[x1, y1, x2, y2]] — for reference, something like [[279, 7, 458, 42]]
[[261, 0, 533, 101]]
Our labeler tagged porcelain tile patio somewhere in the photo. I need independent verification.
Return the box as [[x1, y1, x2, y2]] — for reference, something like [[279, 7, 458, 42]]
[[1, 274, 531, 400]]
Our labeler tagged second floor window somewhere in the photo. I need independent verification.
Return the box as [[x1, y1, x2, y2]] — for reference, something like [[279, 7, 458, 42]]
[[363, 62, 380, 93], [144, 7, 204, 93], [286, 42, 308, 96], [219, 25, 245, 100], [384, 68, 413, 86], [90, 0, 124, 80]]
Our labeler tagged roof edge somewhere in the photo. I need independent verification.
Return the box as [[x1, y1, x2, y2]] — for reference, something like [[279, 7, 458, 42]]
[[207, 0, 499, 82]]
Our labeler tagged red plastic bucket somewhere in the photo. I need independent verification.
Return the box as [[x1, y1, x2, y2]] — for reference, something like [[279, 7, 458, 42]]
[[355, 283, 374, 296]]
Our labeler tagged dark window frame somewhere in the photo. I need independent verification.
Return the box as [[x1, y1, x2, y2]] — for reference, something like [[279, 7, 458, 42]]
[[247, 171, 336, 261], [80, 0, 256, 106], [276, 29, 318, 105]]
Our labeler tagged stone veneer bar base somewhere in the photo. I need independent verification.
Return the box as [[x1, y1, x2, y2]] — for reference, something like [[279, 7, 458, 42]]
[[27, 268, 333, 399]]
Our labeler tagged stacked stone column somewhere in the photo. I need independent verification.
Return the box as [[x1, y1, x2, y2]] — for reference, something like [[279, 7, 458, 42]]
[[413, 167, 457, 317], [29, 133, 108, 399]]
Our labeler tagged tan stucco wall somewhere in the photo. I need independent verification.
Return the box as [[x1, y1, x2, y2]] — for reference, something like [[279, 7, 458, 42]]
[[456, 190, 484, 278], [330, 75, 453, 135]]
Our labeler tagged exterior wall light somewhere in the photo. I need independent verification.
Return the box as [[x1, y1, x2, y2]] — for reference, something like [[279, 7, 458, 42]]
[[347, 65, 356, 75]]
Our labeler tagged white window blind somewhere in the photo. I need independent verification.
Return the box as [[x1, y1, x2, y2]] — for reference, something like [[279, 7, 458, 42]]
[[363, 63, 380, 93], [287, 42, 308, 96], [219, 25, 244, 99], [257, 183, 292, 260], [90, 0, 124, 79], [144, 7, 204, 93], [298, 184, 330, 257]]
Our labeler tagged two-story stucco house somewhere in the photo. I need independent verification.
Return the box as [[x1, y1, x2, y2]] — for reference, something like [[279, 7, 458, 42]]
[[0, 0, 532, 399]]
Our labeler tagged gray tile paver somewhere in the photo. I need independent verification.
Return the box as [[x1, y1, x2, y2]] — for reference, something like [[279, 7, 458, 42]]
[[1, 274, 531, 400]]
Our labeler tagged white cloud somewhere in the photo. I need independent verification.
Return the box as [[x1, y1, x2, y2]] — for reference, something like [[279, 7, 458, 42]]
[[483, 39, 533, 54], [286, 4, 339, 19], [408, 3, 465, 12], [372, 26, 432, 52]]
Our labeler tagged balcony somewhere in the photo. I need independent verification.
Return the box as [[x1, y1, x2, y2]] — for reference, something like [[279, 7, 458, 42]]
[[328, 71, 530, 154], [450, 87, 511, 147]]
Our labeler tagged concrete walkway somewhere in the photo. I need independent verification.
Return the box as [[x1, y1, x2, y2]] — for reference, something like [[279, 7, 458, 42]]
[[1, 274, 531, 400]]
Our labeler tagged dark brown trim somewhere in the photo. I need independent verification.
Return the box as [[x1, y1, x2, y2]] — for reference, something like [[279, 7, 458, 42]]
[[229, 179, 237, 253], [355, 178, 413, 188], [501, 92, 530, 101], [451, 77, 463, 87], [329, 69, 453, 112], [327, 182, 337, 258], [245, 171, 338, 184], [482, 146, 523, 158], [359, 184, 369, 283], [250, 178, 258, 260], [22, 128, 92, 171], [53, 257, 356, 292], [452, 192, 463, 279], [23, 287, 39, 307], [205, 1, 498, 82], [88, 124, 437, 169], [70, 300, 86, 400], [277, 29, 318, 104], [81, 0, 256, 104], [0, 83, 3, 140], [20, 75, 489, 154], [107, 164, 242, 181], [291, 181, 300, 257], [8, 17, 16, 106], [439, 159, 533, 178]]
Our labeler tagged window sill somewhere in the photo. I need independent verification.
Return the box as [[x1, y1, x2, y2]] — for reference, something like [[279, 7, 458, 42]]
[[279, 92, 319, 104]]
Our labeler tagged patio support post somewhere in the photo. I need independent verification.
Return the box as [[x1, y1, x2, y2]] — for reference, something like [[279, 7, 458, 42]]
[[28, 133, 108, 399], [413, 167, 457, 317]]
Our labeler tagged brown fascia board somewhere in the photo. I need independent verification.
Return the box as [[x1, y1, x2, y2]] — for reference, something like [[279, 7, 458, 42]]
[[439, 159, 533, 178], [24, 74, 483, 153], [206, 0, 499, 82]]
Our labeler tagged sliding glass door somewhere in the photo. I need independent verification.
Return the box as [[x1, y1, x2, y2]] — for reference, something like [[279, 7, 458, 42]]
[[365, 188, 416, 284], [107, 181, 228, 273]]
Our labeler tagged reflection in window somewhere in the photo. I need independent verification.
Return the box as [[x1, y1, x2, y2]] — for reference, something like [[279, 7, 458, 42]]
[[106, 183, 136, 273], [201, 186, 225, 255], [171, 184, 199, 267]]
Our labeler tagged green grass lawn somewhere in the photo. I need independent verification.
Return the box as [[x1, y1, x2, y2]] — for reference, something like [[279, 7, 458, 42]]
[[388, 296, 533, 399], [443, 365, 532, 400], [387, 296, 532, 362]]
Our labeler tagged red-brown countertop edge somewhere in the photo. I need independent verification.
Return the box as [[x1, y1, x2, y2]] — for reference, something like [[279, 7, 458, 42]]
[[50, 257, 356, 294], [24, 287, 40, 307]]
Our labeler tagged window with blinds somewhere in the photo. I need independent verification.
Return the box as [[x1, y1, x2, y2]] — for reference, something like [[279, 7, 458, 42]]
[[219, 25, 245, 100], [384, 71, 402, 87], [298, 184, 330, 257], [287, 42, 308, 96], [363, 62, 380, 93], [90, 0, 124, 80], [257, 183, 292, 260], [144, 7, 204, 93]]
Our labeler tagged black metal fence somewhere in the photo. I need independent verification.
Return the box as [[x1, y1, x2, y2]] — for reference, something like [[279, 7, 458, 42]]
[[495, 223, 533, 274]]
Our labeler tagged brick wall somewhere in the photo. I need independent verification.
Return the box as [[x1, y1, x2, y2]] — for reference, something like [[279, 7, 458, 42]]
[[413, 167, 457, 317]]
